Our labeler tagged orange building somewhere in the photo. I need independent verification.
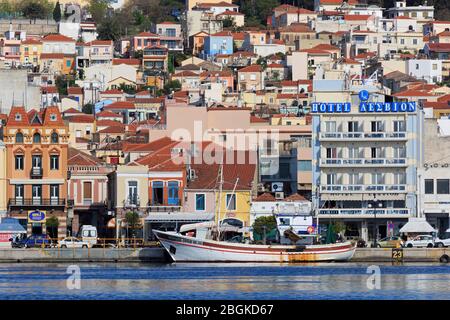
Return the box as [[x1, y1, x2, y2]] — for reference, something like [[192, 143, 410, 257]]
[[4, 106, 69, 238]]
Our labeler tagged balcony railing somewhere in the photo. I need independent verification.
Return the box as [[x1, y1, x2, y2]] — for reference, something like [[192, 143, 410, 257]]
[[147, 205, 181, 212], [124, 196, 140, 208], [320, 158, 407, 167], [9, 198, 66, 207], [321, 184, 407, 193], [319, 132, 407, 140], [318, 208, 410, 216], [30, 167, 43, 178]]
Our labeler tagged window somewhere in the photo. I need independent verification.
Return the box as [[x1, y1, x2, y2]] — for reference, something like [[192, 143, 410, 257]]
[[393, 120, 406, 132], [50, 184, 59, 199], [324, 121, 336, 132], [432, 64, 438, 70], [168, 181, 179, 205], [32, 155, 42, 168], [250, 74, 256, 81], [15, 113, 21, 121], [152, 181, 164, 205], [15, 132, 23, 143], [437, 179, 450, 194], [32, 185, 42, 203], [83, 182, 92, 204], [348, 147, 360, 158], [50, 114, 57, 121], [15, 184, 24, 199], [416, 64, 419, 70], [15, 155, 24, 170], [371, 121, 384, 132], [298, 160, 312, 171], [393, 172, 406, 185], [348, 173, 362, 185], [372, 173, 384, 185], [51, 132, 59, 143], [33, 133, 41, 143], [50, 155, 59, 170], [424, 179, 434, 194], [128, 181, 138, 204], [400, 38, 405, 45], [226, 194, 236, 211], [326, 147, 337, 158], [413, 39, 418, 45], [195, 194, 206, 211], [327, 173, 336, 185], [348, 121, 359, 132], [393, 146, 406, 158]]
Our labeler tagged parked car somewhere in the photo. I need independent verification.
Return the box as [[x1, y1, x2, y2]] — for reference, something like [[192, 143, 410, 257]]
[[14, 234, 52, 248], [376, 236, 404, 248], [58, 237, 90, 248], [404, 235, 435, 248]]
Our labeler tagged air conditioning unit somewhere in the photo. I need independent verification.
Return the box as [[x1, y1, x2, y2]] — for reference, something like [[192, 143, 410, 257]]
[[271, 182, 284, 192], [275, 192, 284, 200]]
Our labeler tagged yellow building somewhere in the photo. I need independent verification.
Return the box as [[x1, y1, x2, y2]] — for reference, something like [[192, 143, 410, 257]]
[[214, 161, 256, 228], [20, 38, 42, 66]]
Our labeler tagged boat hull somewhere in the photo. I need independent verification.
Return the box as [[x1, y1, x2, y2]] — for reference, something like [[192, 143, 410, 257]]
[[153, 230, 356, 262]]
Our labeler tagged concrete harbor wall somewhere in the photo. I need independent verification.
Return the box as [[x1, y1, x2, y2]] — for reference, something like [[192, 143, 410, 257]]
[[0, 247, 169, 263], [0, 248, 448, 263]]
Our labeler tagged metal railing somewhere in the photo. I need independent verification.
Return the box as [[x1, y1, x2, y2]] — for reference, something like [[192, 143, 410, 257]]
[[319, 208, 410, 216], [319, 132, 407, 140], [9, 198, 66, 206], [30, 167, 43, 178], [321, 184, 407, 192], [320, 158, 407, 166]]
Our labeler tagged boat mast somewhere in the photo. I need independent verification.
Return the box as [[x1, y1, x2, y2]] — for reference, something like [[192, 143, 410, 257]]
[[217, 163, 224, 240]]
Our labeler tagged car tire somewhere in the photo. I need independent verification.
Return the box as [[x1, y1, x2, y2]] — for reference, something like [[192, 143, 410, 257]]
[[436, 243, 445, 248], [61, 245, 67, 248], [82, 245, 88, 249], [407, 244, 413, 248], [427, 243, 433, 248], [376, 244, 381, 248]]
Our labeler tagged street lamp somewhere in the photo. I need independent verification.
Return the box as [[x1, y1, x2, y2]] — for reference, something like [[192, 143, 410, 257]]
[[368, 196, 383, 247]]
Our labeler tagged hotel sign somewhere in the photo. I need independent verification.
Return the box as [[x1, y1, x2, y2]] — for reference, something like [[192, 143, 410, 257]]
[[28, 210, 46, 223], [311, 101, 416, 113], [311, 89, 416, 113]]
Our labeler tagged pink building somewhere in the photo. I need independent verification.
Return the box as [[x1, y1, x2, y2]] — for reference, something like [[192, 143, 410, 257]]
[[67, 147, 115, 236]]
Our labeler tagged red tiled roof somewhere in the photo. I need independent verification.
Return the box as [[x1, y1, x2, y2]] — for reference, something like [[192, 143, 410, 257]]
[[238, 64, 262, 72], [343, 14, 371, 21], [67, 87, 83, 95], [427, 43, 450, 52], [311, 44, 340, 51], [63, 108, 81, 114], [96, 119, 123, 127], [41, 86, 58, 94], [96, 110, 121, 118], [250, 115, 270, 123], [253, 193, 276, 202], [112, 58, 141, 66], [100, 89, 123, 95], [42, 34, 76, 42], [68, 147, 104, 166], [65, 115, 95, 123], [284, 193, 307, 201], [21, 38, 42, 45], [98, 125, 125, 134], [172, 70, 199, 77], [103, 101, 135, 110], [87, 40, 113, 46], [266, 63, 284, 68], [217, 10, 244, 16], [136, 32, 159, 37], [393, 89, 434, 97], [197, 1, 238, 8], [40, 53, 65, 59]]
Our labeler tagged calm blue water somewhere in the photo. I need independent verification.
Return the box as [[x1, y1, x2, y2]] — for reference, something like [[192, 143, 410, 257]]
[[0, 263, 449, 300]]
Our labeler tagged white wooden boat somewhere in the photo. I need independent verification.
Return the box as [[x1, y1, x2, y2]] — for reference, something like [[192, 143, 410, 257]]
[[153, 229, 356, 262]]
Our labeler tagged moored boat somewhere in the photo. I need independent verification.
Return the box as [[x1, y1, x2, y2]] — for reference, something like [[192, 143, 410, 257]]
[[153, 229, 356, 262]]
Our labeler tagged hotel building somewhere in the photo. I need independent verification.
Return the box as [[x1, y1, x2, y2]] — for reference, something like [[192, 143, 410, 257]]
[[311, 78, 422, 243]]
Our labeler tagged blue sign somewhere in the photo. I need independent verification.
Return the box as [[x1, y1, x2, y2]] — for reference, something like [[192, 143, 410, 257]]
[[359, 90, 370, 101], [311, 101, 416, 113], [28, 210, 46, 223]]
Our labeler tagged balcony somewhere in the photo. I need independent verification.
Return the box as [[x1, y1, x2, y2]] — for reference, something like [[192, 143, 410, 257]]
[[9, 198, 66, 207], [320, 184, 407, 193], [318, 208, 410, 218], [147, 205, 182, 213], [319, 132, 407, 141], [320, 158, 407, 167], [30, 167, 43, 179], [124, 196, 140, 208]]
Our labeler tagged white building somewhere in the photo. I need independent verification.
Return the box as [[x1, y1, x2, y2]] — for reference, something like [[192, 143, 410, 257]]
[[311, 77, 421, 243], [417, 119, 450, 237], [406, 59, 442, 84]]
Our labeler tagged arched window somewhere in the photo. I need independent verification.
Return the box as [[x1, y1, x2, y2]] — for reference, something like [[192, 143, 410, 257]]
[[15, 132, 23, 143], [33, 133, 41, 144], [51, 132, 59, 143]]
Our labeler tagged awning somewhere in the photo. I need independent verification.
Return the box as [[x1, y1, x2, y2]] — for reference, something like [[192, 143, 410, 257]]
[[0, 218, 27, 234], [399, 218, 436, 233]]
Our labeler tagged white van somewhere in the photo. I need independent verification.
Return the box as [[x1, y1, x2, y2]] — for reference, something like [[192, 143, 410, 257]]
[[79, 225, 98, 246]]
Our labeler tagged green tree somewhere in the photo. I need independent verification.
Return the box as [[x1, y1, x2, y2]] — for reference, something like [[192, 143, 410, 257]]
[[125, 211, 141, 236], [97, 18, 121, 41], [222, 16, 236, 29], [163, 79, 181, 95], [46, 216, 59, 239], [52, 1, 61, 22], [55, 75, 76, 96], [82, 103, 94, 114], [252, 215, 277, 235], [21, 0, 51, 21]]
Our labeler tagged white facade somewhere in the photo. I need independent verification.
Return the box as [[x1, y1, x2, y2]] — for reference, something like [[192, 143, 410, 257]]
[[406, 59, 442, 84]]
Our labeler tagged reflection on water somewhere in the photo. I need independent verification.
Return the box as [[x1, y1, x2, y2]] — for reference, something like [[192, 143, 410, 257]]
[[0, 262, 449, 300]]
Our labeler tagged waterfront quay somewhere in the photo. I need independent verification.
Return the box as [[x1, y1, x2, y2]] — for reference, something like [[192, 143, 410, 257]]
[[0, 247, 448, 263]]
